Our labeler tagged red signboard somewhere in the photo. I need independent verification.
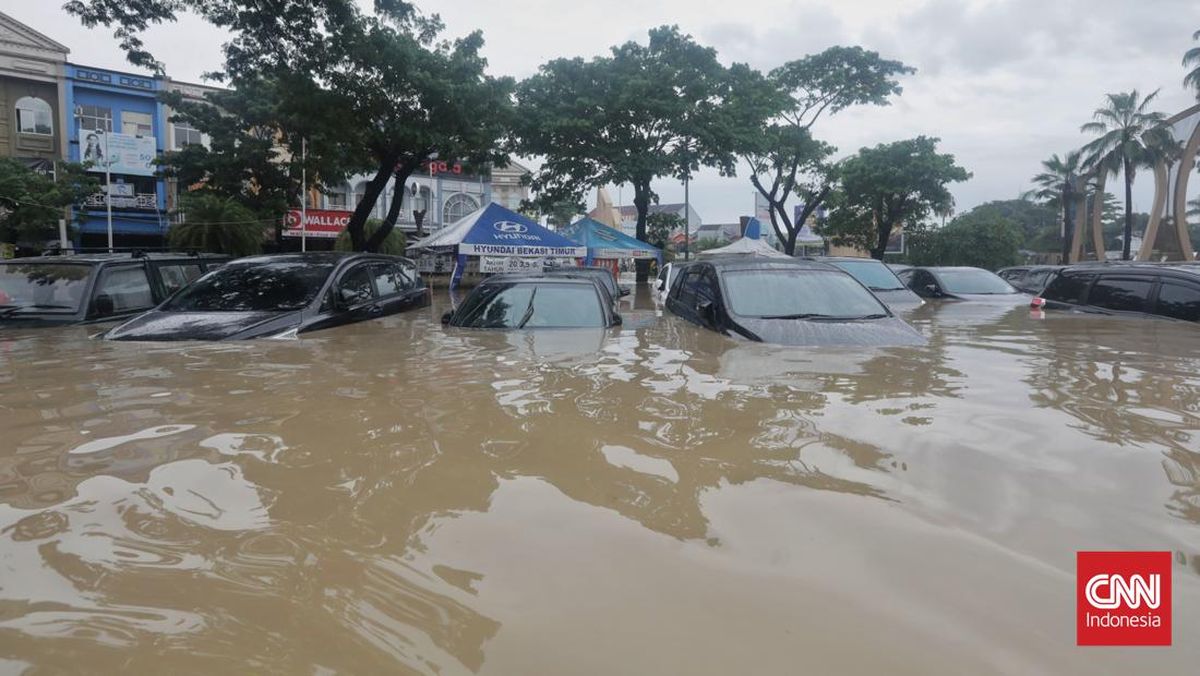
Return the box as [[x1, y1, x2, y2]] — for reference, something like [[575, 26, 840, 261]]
[[283, 209, 352, 239]]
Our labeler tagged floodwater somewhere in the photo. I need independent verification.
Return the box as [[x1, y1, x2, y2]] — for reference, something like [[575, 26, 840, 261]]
[[1, 286, 1199, 674]]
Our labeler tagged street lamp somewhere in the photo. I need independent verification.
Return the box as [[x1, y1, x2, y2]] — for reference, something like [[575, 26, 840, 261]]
[[410, 182, 427, 237]]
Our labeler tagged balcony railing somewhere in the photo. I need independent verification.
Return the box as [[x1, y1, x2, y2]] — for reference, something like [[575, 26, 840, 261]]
[[83, 192, 158, 211]]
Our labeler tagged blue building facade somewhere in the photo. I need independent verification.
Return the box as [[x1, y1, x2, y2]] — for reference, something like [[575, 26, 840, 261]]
[[63, 63, 169, 246]]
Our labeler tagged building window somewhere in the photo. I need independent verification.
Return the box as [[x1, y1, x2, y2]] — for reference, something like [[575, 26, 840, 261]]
[[77, 105, 112, 132], [442, 193, 479, 224], [172, 121, 207, 149], [326, 188, 348, 210], [122, 111, 153, 136], [15, 97, 53, 135]]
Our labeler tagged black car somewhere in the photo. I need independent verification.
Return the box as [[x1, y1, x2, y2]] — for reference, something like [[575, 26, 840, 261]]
[[898, 266, 1027, 303], [804, 256, 924, 310], [664, 257, 925, 346], [544, 266, 628, 304], [1032, 263, 1200, 323], [105, 252, 429, 341], [0, 251, 228, 328], [997, 265, 1065, 295], [443, 275, 621, 329]]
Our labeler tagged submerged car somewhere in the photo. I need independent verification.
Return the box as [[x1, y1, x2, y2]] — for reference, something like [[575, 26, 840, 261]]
[[105, 252, 428, 341], [443, 275, 621, 329], [898, 266, 1027, 302], [655, 261, 691, 297], [997, 265, 1065, 295], [804, 256, 924, 310], [0, 251, 228, 328], [664, 258, 925, 346], [544, 266, 628, 304], [1032, 263, 1200, 323]]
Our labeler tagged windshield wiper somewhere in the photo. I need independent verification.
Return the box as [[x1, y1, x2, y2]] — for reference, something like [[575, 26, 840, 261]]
[[757, 313, 836, 320], [867, 286, 903, 292], [842, 313, 890, 320], [516, 287, 538, 329]]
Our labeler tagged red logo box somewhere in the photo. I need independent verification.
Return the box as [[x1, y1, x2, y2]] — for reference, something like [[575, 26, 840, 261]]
[[1077, 551, 1171, 646]]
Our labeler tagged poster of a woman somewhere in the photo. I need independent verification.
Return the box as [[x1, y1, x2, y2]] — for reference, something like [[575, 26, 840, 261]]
[[83, 132, 105, 167]]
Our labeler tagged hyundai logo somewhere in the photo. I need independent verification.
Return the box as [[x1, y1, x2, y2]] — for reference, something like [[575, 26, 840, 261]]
[[494, 221, 528, 234]]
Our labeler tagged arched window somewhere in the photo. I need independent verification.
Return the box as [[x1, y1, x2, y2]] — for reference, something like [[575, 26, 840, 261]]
[[442, 193, 479, 224], [15, 97, 52, 135]]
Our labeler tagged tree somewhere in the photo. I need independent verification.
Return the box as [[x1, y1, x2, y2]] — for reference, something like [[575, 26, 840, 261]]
[[741, 47, 914, 255], [0, 159, 94, 245], [646, 211, 682, 250], [335, 218, 406, 256], [822, 137, 971, 259], [67, 0, 513, 253], [513, 26, 765, 282], [962, 199, 1059, 251], [1080, 90, 1176, 260], [912, 211, 1021, 269], [1185, 29, 1200, 98], [167, 193, 269, 256]]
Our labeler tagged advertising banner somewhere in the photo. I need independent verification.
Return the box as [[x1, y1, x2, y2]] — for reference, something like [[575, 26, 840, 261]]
[[283, 209, 352, 239], [80, 128, 157, 176], [479, 256, 576, 274]]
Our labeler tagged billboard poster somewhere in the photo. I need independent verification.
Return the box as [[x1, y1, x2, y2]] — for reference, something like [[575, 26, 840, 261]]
[[80, 128, 157, 176], [283, 209, 352, 239]]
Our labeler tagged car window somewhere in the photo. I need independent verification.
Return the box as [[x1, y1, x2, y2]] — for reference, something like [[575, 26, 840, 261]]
[[934, 269, 1016, 294], [0, 263, 91, 312], [165, 260, 335, 312], [371, 263, 410, 297], [722, 269, 887, 318], [400, 260, 420, 289], [157, 263, 204, 296], [1027, 269, 1051, 291], [912, 270, 935, 289], [1154, 282, 1200, 322], [1087, 276, 1152, 313], [456, 282, 604, 328], [92, 265, 154, 316], [678, 268, 705, 304], [833, 260, 906, 290], [338, 266, 375, 306], [1042, 272, 1092, 304]]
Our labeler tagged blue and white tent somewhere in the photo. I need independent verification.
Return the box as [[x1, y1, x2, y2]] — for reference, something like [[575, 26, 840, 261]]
[[559, 217, 661, 265], [697, 218, 790, 258], [407, 203, 586, 287]]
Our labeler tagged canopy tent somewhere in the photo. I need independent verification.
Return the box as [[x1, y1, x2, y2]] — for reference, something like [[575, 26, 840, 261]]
[[560, 217, 662, 264], [587, 187, 623, 230], [407, 202, 586, 287], [697, 218, 790, 258]]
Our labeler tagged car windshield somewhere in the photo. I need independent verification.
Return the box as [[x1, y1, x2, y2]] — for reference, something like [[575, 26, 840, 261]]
[[164, 260, 335, 312], [935, 269, 1017, 294], [0, 263, 91, 313], [722, 269, 888, 319], [552, 269, 616, 295], [456, 282, 604, 328], [830, 260, 906, 291]]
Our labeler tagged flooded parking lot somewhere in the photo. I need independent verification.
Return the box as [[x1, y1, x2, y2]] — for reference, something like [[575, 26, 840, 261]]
[[1, 287, 1199, 674]]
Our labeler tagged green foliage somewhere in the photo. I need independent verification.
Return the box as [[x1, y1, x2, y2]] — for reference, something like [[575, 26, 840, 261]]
[[0, 159, 94, 244], [1080, 89, 1175, 260], [822, 136, 971, 259], [512, 26, 764, 279], [646, 212, 683, 250], [335, 218, 406, 256], [1185, 29, 1200, 99], [1028, 150, 1082, 210], [167, 192, 269, 256], [68, 0, 513, 253], [742, 46, 914, 255], [908, 212, 1021, 269], [964, 199, 1059, 251]]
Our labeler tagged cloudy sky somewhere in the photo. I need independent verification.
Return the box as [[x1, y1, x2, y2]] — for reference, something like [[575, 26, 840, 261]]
[[10, 0, 1199, 223]]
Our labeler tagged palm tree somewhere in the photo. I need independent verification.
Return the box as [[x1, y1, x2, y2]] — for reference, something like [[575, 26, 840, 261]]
[[168, 193, 269, 256], [1188, 196, 1200, 220], [1080, 90, 1175, 260], [1185, 30, 1200, 98], [1029, 150, 1082, 209]]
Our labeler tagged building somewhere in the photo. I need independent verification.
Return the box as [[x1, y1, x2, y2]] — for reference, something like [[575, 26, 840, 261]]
[[616, 202, 702, 239], [161, 78, 218, 214], [489, 159, 531, 212], [693, 222, 741, 244], [64, 63, 169, 247], [0, 11, 69, 167]]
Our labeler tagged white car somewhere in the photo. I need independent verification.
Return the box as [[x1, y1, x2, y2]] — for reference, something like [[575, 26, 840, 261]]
[[654, 261, 690, 297]]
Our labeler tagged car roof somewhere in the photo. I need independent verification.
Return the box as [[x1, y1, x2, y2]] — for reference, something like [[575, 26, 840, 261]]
[[228, 252, 411, 265], [2, 252, 229, 264], [699, 257, 840, 273], [806, 256, 886, 264], [1063, 262, 1200, 277], [915, 266, 997, 272], [480, 274, 601, 286]]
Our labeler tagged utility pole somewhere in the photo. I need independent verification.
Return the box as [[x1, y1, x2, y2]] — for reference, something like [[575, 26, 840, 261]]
[[300, 137, 307, 253], [104, 130, 113, 251], [1061, 175, 1076, 264], [683, 175, 690, 261]]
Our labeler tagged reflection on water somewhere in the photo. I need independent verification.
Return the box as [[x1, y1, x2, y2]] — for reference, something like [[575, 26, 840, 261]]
[[1, 294, 1199, 673]]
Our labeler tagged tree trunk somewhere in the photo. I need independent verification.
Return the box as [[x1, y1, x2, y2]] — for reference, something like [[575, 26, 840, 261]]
[[367, 167, 415, 252], [787, 187, 831, 256], [1122, 157, 1133, 261], [346, 154, 400, 251], [872, 218, 892, 260], [749, 172, 792, 250], [633, 179, 651, 283]]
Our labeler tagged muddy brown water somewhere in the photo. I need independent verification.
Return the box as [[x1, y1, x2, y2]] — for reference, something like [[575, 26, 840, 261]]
[[1, 287, 1199, 674]]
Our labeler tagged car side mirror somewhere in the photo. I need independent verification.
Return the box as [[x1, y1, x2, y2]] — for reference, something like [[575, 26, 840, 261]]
[[612, 313, 623, 326], [441, 310, 453, 325], [924, 284, 941, 297], [697, 298, 716, 323]]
